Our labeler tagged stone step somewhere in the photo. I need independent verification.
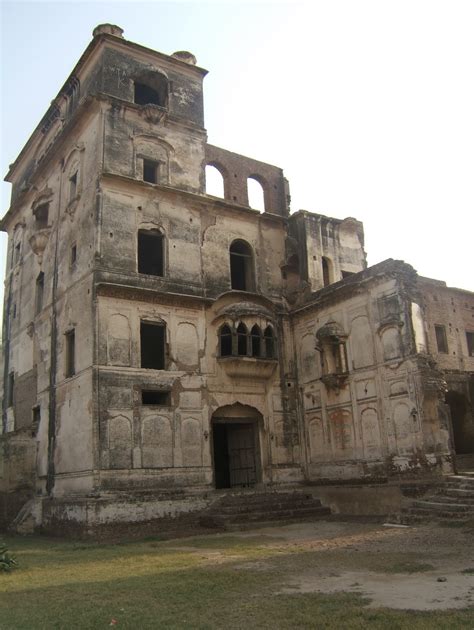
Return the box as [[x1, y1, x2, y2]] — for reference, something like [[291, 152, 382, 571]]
[[217, 499, 324, 515], [231, 505, 330, 521], [200, 490, 331, 530], [412, 500, 474, 513], [406, 509, 474, 521], [400, 512, 470, 524], [206, 507, 331, 528], [446, 475, 474, 484], [439, 487, 474, 497], [432, 493, 474, 506], [433, 493, 474, 505], [217, 491, 315, 506]]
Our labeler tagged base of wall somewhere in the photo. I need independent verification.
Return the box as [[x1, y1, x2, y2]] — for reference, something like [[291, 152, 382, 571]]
[[3, 475, 446, 539]]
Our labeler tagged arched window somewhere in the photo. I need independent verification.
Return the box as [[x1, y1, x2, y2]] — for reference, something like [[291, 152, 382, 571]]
[[247, 177, 265, 211], [134, 73, 168, 108], [219, 324, 233, 357], [251, 325, 261, 357], [322, 256, 332, 287], [205, 164, 225, 198], [237, 323, 248, 356], [264, 326, 275, 358], [138, 230, 164, 276], [230, 240, 255, 291]]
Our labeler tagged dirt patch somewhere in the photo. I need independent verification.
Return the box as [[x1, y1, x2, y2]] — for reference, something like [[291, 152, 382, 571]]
[[281, 570, 474, 610], [227, 521, 474, 611]]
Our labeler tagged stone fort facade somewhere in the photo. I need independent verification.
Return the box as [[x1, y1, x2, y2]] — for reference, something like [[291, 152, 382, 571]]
[[1, 25, 473, 533]]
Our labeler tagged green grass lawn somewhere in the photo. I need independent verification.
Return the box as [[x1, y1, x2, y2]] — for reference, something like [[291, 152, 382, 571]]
[[1, 532, 473, 629]]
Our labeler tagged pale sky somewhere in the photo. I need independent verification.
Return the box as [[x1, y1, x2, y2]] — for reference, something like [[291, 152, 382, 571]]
[[1, 0, 473, 300]]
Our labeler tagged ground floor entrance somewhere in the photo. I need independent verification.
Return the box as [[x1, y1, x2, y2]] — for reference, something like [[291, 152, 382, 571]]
[[212, 415, 261, 489], [446, 389, 474, 471]]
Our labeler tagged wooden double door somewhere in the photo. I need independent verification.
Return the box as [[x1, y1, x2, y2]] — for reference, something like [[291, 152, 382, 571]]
[[213, 420, 260, 489]]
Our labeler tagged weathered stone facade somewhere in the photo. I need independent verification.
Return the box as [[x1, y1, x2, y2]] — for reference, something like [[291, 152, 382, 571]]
[[1, 25, 472, 533]]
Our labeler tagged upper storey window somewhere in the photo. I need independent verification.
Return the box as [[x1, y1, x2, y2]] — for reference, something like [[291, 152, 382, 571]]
[[69, 171, 78, 201], [435, 325, 448, 354], [134, 83, 161, 106], [247, 177, 265, 212], [205, 164, 225, 198], [134, 72, 168, 108], [138, 230, 164, 277], [143, 159, 159, 184], [34, 203, 49, 229], [230, 240, 255, 292], [322, 256, 332, 287]]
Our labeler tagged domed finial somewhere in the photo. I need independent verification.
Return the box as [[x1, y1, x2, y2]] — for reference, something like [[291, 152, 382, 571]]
[[171, 51, 197, 65], [93, 24, 124, 38]]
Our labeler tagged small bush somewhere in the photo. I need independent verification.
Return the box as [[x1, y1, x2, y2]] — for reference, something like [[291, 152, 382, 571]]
[[0, 541, 18, 572]]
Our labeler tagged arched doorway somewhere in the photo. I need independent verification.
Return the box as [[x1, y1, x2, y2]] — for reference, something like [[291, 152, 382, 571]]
[[211, 404, 262, 489], [446, 391, 474, 455]]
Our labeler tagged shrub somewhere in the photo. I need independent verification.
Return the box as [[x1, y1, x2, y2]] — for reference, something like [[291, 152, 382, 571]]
[[0, 541, 18, 572]]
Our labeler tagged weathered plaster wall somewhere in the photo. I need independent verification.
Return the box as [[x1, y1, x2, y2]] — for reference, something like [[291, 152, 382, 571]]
[[293, 265, 451, 482], [289, 212, 367, 292]]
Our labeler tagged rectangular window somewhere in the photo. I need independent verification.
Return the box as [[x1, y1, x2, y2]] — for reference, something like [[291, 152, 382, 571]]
[[140, 321, 166, 369], [141, 390, 170, 405], [138, 230, 164, 276], [435, 324, 448, 354], [143, 159, 159, 184], [69, 171, 78, 200], [7, 372, 14, 408], [467, 331, 474, 357], [35, 272, 44, 315], [14, 243, 21, 265], [65, 329, 76, 377], [34, 203, 49, 229], [32, 405, 41, 428], [70, 243, 77, 266]]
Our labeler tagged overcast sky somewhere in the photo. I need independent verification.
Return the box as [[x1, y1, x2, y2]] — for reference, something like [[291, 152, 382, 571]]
[[1, 0, 473, 298]]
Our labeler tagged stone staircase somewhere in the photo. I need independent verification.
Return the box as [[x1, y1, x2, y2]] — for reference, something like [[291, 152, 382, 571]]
[[402, 474, 474, 524], [199, 488, 331, 530]]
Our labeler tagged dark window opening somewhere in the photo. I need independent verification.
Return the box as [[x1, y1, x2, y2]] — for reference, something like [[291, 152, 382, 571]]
[[32, 406, 41, 435], [35, 272, 44, 315], [69, 171, 78, 200], [34, 203, 49, 229], [251, 324, 261, 357], [141, 390, 170, 405], [264, 326, 275, 358], [220, 324, 233, 356], [237, 323, 248, 356], [143, 159, 159, 184], [7, 372, 14, 408], [14, 243, 21, 265], [322, 257, 331, 287], [140, 321, 166, 369], [65, 329, 76, 377], [230, 240, 254, 291], [466, 331, 474, 357], [138, 230, 164, 276], [134, 82, 162, 106], [70, 244, 77, 266], [435, 324, 448, 354]]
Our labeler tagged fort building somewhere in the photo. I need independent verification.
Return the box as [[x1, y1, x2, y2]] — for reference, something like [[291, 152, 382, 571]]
[[1, 25, 473, 534]]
